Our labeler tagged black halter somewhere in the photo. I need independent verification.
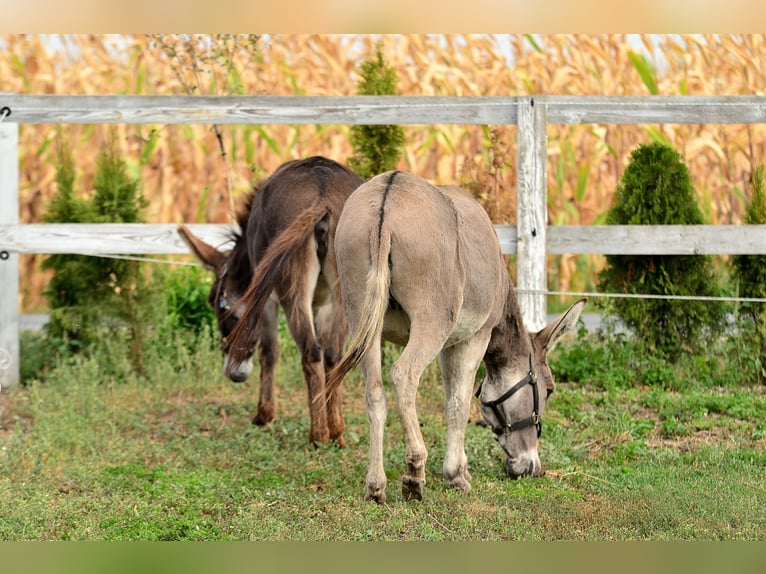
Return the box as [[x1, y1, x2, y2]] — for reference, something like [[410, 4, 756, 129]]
[[215, 264, 231, 313], [475, 353, 541, 438], [214, 265, 244, 353]]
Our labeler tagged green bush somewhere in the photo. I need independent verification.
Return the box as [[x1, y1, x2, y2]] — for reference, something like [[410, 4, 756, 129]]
[[731, 164, 766, 383], [348, 43, 406, 178], [22, 263, 218, 385], [549, 324, 737, 393], [550, 330, 669, 391], [151, 264, 217, 336], [19, 330, 65, 383], [596, 142, 727, 361], [30, 131, 219, 383], [42, 130, 150, 371]]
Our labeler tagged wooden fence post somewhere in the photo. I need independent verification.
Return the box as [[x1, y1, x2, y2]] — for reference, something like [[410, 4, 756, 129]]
[[516, 96, 548, 331], [0, 117, 19, 388]]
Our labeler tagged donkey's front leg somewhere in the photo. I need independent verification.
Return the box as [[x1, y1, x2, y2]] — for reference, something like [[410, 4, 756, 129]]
[[253, 296, 279, 426], [438, 335, 489, 493]]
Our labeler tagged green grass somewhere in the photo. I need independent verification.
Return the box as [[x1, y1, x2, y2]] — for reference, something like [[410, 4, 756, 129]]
[[1, 328, 765, 541]]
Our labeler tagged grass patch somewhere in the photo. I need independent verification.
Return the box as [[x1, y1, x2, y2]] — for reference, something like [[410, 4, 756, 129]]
[[1, 328, 765, 540]]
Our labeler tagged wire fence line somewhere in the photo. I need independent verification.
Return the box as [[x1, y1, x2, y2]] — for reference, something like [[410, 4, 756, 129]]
[[51, 251, 766, 305], [516, 290, 766, 304]]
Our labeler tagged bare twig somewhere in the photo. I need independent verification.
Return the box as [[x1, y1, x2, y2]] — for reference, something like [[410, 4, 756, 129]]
[[428, 513, 453, 533], [148, 34, 261, 223]]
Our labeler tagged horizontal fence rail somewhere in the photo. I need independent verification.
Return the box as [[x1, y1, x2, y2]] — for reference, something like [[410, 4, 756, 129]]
[[0, 224, 237, 255], [497, 225, 766, 255], [3, 94, 766, 125], [2, 93, 766, 387], [4, 223, 766, 256]]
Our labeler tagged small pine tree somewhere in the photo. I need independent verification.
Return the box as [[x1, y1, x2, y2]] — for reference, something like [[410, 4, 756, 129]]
[[92, 137, 147, 223], [348, 44, 406, 178], [597, 142, 727, 360], [43, 130, 149, 371], [731, 164, 766, 382], [46, 131, 89, 223]]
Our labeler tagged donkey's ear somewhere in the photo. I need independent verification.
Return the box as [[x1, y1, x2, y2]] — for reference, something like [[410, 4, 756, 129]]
[[177, 224, 228, 274], [535, 297, 587, 352]]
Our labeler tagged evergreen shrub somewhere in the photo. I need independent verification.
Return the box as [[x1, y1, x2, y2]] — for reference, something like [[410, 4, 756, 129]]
[[731, 164, 766, 382], [348, 44, 406, 178], [596, 141, 727, 360]]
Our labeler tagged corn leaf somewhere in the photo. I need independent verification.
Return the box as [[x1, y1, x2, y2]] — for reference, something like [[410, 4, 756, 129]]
[[253, 126, 281, 156], [643, 126, 674, 148], [139, 129, 159, 166], [628, 50, 659, 94], [524, 34, 543, 53], [576, 163, 590, 202]]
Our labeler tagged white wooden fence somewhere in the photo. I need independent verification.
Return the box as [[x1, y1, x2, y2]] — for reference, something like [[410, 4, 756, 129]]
[[2, 94, 766, 387]]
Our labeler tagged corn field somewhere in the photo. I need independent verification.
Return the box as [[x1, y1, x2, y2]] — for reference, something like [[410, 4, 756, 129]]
[[1, 34, 765, 312]]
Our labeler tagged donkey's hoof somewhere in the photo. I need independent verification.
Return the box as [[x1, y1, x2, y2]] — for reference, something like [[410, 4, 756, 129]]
[[309, 430, 331, 446], [364, 491, 387, 505], [365, 482, 387, 504], [251, 413, 272, 426], [401, 475, 424, 501], [251, 406, 276, 426], [444, 466, 472, 492], [448, 476, 472, 493]]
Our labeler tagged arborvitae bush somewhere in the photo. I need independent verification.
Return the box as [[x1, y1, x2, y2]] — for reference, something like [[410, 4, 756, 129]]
[[348, 44, 406, 178], [597, 141, 727, 360], [731, 164, 766, 382], [42, 130, 150, 371]]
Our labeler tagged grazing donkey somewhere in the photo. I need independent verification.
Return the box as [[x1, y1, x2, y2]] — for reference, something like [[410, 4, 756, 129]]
[[179, 156, 363, 446], [324, 171, 585, 503]]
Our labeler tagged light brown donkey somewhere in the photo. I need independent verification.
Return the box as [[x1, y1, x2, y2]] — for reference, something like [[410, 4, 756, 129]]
[[324, 171, 585, 503], [179, 156, 363, 446]]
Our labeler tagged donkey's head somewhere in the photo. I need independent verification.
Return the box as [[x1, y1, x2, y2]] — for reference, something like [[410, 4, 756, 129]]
[[479, 298, 586, 479], [177, 224, 255, 383]]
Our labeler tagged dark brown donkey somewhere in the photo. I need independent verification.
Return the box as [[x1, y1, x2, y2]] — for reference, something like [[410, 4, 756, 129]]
[[324, 171, 585, 503], [178, 156, 363, 446]]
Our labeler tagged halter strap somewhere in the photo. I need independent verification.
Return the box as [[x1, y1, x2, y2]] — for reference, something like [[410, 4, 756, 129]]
[[216, 264, 231, 311], [476, 353, 541, 438]]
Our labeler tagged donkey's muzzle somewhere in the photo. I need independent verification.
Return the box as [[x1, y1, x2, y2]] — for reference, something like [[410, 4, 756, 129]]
[[505, 457, 541, 479], [228, 371, 248, 383]]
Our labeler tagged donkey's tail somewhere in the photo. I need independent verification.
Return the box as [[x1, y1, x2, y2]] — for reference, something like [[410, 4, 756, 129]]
[[225, 203, 330, 375], [324, 225, 392, 397]]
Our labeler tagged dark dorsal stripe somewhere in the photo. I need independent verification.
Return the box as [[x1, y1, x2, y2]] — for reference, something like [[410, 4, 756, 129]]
[[377, 171, 399, 248]]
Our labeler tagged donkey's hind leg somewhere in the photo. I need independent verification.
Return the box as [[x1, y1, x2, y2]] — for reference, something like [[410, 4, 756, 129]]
[[437, 330, 492, 492], [391, 324, 450, 501], [359, 342, 388, 503], [253, 295, 280, 426], [282, 297, 330, 445], [316, 301, 349, 446]]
